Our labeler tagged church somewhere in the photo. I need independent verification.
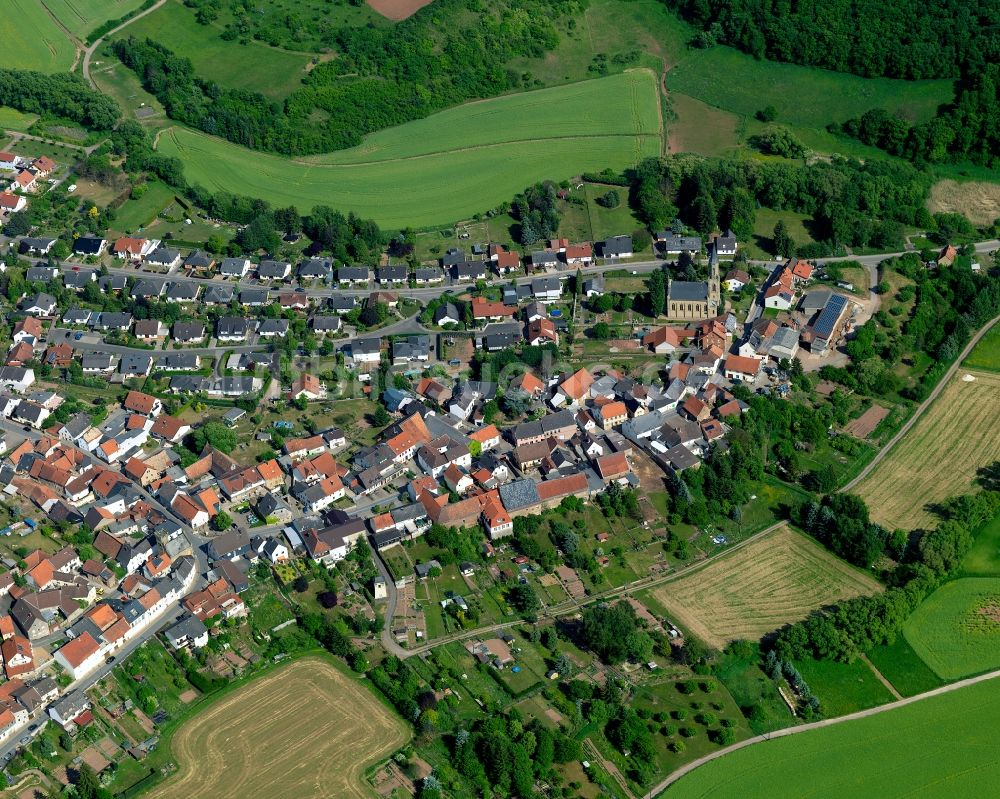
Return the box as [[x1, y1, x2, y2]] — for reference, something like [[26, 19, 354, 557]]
[[666, 259, 720, 320]]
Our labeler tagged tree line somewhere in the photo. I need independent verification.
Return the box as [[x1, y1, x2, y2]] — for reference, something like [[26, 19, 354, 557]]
[[775, 489, 1000, 663]]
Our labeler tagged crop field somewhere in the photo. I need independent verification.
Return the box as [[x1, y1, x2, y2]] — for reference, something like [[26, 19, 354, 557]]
[[145, 657, 409, 799], [856, 369, 1000, 530], [650, 526, 882, 650], [903, 578, 1000, 680], [45, 0, 148, 37], [667, 45, 951, 130], [5, 0, 77, 72], [664, 675, 1000, 798], [111, 0, 313, 100], [928, 179, 1000, 227], [157, 70, 662, 228]]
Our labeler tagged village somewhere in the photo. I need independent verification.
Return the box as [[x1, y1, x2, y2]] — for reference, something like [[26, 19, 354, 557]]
[[0, 142, 979, 793]]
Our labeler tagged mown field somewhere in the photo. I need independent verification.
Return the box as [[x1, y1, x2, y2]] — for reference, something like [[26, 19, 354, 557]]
[[110, 0, 314, 100], [46, 0, 148, 37], [651, 526, 882, 650], [856, 369, 1000, 530], [663, 676, 1000, 798], [156, 70, 662, 228], [144, 656, 409, 799], [5, 0, 77, 72], [903, 578, 1000, 680]]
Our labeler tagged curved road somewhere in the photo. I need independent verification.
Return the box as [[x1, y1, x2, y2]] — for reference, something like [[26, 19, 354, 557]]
[[82, 0, 168, 89], [840, 310, 1000, 493], [650, 666, 1000, 797]]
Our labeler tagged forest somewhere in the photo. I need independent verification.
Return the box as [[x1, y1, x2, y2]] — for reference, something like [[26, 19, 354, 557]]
[[0, 68, 121, 130], [113, 0, 576, 155]]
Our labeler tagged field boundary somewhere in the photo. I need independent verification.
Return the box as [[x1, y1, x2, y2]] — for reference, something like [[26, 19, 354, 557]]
[[652, 667, 1000, 797]]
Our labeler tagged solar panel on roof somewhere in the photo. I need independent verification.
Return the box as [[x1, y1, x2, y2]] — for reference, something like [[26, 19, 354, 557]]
[[813, 294, 848, 339]]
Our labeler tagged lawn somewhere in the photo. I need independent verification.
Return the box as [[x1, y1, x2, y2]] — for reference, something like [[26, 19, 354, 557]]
[[651, 526, 882, 650], [903, 578, 1000, 680], [91, 60, 164, 127], [794, 657, 895, 717], [663, 677, 1000, 798], [865, 636, 943, 697], [142, 656, 409, 799], [667, 45, 951, 130], [155, 70, 662, 228], [4, 0, 77, 72], [964, 323, 1000, 373], [110, 179, 179, 234], [110, 0, 314, 100], [749, 207, 816, 258], [45, 0, 148, 37], [855, 369, 1000, 530]]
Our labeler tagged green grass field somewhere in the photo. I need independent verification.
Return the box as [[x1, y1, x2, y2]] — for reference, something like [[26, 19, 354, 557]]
[[157, 70, 662, 228], [866, 636, 943, 697], [111, 0, 313, 100], [664, 676, 1000, 798], [5, 0, 77, 72], [904, 578, 1000, 680], [667, 46, 951, 129], [0, 107, 39, 132], [795, 657, 895, 717], [962, 514, 1000, 577], [45, 0, 148, 37], [964, 324, 1000, 373], [111, 179, 178, 233], [668, 92, 740, 157]]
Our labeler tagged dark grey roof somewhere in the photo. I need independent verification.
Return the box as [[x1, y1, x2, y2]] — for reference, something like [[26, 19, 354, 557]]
[[147, 247, 180, 264], [434, 302, 460, 323], [63, 270, 96, 288], [377, 266, 408, 282], [452, 261, 486, 278], [310, 315, 341, 331], [173, 322, 205, 340], [131, 279, 165, 299], [219, 257, 250, 275], [602, 235, 633, 256], [669, 281, 709, 302], [441, 249, 466, 267], [166, 281, 199, 300], [257, 260, 291, 278], [184, 251, 213, 268], [204, 285, 234, 304], [216, 317, 255, 336], [239, 288, 270, 304], [157, 352, 200, 370], [300, 259, 333, 278], [499, 479, 541, 511], [119, 354, 152, 374]]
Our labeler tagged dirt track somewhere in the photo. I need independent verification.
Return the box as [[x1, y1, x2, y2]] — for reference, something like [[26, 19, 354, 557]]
[[145, 657, 409, 799]]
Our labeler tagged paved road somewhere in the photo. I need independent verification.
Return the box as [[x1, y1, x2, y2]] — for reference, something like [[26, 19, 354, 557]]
[[0, 602, 186, 763], [839, 310, 1000, 493], [648, 666, 1000, 797]]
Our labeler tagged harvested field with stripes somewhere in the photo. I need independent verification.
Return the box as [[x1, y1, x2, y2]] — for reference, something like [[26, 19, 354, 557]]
[[145, 657, 409, 799], [651, 526, 882, 650], [856, 369, 1000, 530]]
